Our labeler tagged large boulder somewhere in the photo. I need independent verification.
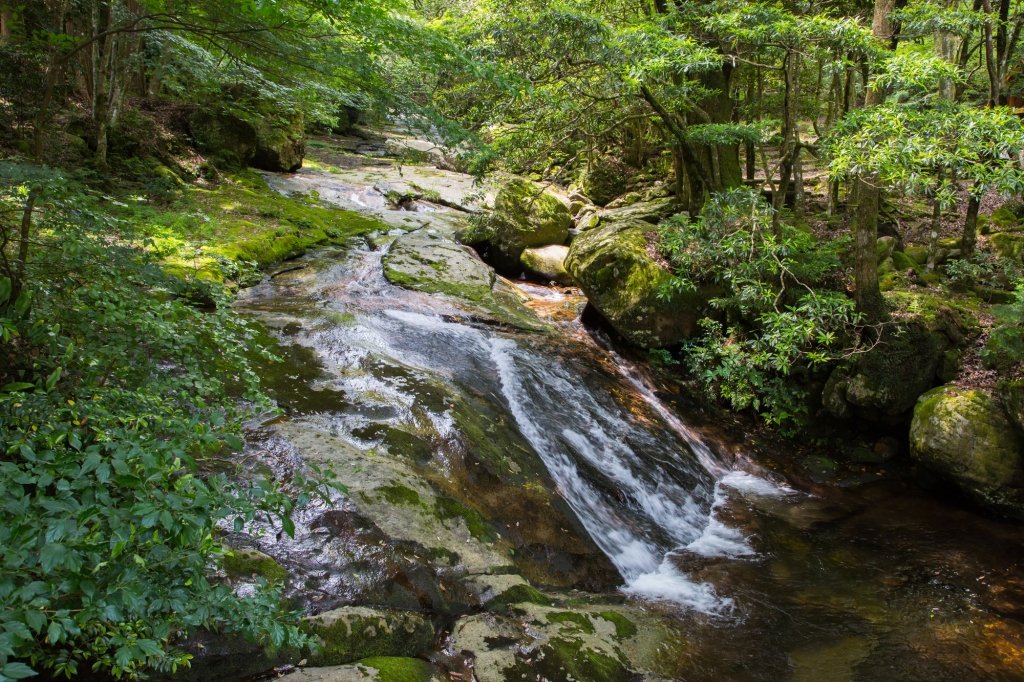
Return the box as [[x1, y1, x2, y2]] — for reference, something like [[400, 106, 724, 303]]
[[565, 219, 714, 348], [252, 110, 305, 172], [598, 197, 679, 225], [189, 100, 305, 172], [304, 606, 435, 666], [521, 245, 573, 285], [578, 155, 633, 206], [910, 385, 1024, 516], [189, 110, 258, 167], [488, 179, 571, 272], [823, 293, 976, 423]]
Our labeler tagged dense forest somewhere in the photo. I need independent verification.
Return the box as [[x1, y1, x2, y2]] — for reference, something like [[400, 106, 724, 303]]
[[2, 0, 1024, 680]]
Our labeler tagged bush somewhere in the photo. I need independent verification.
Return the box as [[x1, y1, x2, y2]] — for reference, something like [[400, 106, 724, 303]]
[[658, 188, 860, 425], [0, 164, 327, 679]]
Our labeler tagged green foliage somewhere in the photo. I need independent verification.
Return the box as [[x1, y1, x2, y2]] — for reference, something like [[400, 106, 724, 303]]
[[825, 102, 1024, 208], [659, 189, 860, 425], [943, 251, 1022, 291], [981, 281, 1024, 372], [0, 165, 330, 679]]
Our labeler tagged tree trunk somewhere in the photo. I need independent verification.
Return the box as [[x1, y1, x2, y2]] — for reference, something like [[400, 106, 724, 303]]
[[852, 0, 897, 321], [962, 194, 980, 257]]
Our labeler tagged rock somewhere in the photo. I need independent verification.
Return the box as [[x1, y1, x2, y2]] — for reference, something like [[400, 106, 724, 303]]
[[331, 105, 362, 135], [576, 209, 601, 231], [223, 548, 287, 584], [579, 155, 632, 206], [383, 233, 545, 331], [288, 658, 435, 682], [189, 110, 258, 167], [598, 197, 679, 225], [910, 385, 1024, 516], [384, 233, 495, 302], [823, 294, 976, 422], [604, 191, 642, 209], [521, 245, 573, 285], [488, 178, 571, 272], [990, 232, 1024, 262], [568, 200, 587, 216], [304, 606, 435, 666], [566, 219, 715, 348], [253, 110, 305, 172], [904, 245, 929, 265], [876, 236, 898, 261], [451, 600, 678, 682], [998, 378, 1024, 433]]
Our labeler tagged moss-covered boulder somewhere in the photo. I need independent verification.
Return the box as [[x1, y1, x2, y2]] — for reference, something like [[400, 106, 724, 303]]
[[998, 378, 1024, 434], [566, 219, 715, 348], [223, 548, 287, 584], [304, 607, 435, 666], [598, 197, 679, 225], [910, 385, 1024, 516], [253, 110, 305, 172], [521, 245, 573, 285], [189, 110, 258, 167], [579, 155, 632, 206], [488, 178, 571, 272], [991, 232, 1024, 262], [287, 658, 435, 682], [823, 293, 977, 422]]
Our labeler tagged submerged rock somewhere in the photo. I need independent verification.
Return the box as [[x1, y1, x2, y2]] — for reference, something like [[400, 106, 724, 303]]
[[488, 178, 571, 272], [304, 606, 435, 666], [521, 244, 573, 285], [566, 219, 713, 348], [910, 385, 1024, 516]]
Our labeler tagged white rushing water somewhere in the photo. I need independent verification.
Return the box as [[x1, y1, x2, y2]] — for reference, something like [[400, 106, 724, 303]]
[[374, 309, 794, 613]]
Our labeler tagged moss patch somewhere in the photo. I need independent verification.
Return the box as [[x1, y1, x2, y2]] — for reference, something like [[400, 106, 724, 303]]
[[119, 170, 384, 284], [596, 611, 638, 639], [488, 584, 555, 608], [434, 496, 498, 543], [546, 611, 596, 634], [376, 484, 423, 507], [223, 548, 287, 584], [356, 657, 433, 682]]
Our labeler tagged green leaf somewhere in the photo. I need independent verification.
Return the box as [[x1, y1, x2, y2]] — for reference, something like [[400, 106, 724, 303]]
[[45, 367, 61, 392], [1, 662, 38, 679], [0, 276, 11, 305], [2, 383, 35, 393]]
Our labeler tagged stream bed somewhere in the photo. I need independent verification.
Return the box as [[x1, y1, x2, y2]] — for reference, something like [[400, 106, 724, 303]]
[[219, 141, 1024, 681]]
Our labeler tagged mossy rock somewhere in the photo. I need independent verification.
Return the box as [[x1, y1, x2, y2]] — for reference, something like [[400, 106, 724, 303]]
[[515, 636, 633, 682], [566, 219, 717, 348], [998, 378, 1024, 434], [252, 109, 305, 172], [383, 233, 496, 302], [223, 548, 287, 583], [910, 385, 1024, 516], [990, 202, 1024, 231], [190, 110, 258, 168], [904, 245, 929, 265], [489, 178, 571, 272], [304, 607, 435, 666], [876, 236, 898, 261], [579, 155, 632, 206], [990, 232, 1024, 262], [598, 197, 679, 225]]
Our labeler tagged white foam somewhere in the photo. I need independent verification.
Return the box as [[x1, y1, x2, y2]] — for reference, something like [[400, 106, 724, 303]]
[[623, 559, 732, 613], [720, 470, 794, 497]]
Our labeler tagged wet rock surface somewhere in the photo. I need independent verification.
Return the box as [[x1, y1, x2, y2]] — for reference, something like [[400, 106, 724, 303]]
[[189, 133, 1024, 682]]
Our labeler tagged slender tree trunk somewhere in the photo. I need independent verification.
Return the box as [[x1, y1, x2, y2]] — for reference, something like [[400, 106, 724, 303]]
[[853, 0, 897, 321], [962, 194, 980, 256]]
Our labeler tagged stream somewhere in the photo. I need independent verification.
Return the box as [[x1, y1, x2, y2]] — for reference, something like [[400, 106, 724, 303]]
[[220, 139, 1024, 681]]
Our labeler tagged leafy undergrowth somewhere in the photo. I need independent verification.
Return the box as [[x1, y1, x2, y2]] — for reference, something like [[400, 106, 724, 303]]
[[0, 164, 339, 679], [115, 169, 384, 286]]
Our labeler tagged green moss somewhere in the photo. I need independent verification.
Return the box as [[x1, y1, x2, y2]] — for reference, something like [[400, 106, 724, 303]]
[[905, 245, 929, 265], [990, 232, 1024, 261], [596, 611, 638, 639], [433, 496, 498, 543], [118, 171, 385, 285], [305, 608, 435, 666], [223, 548, 287, 584], [546, 611, 596, 634], [356, 657, 433, 682], [376, 484, 423, 507], [488, 584, 555, 608], [522, 637, 632, 682], [990, 204, 1022, 230]]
